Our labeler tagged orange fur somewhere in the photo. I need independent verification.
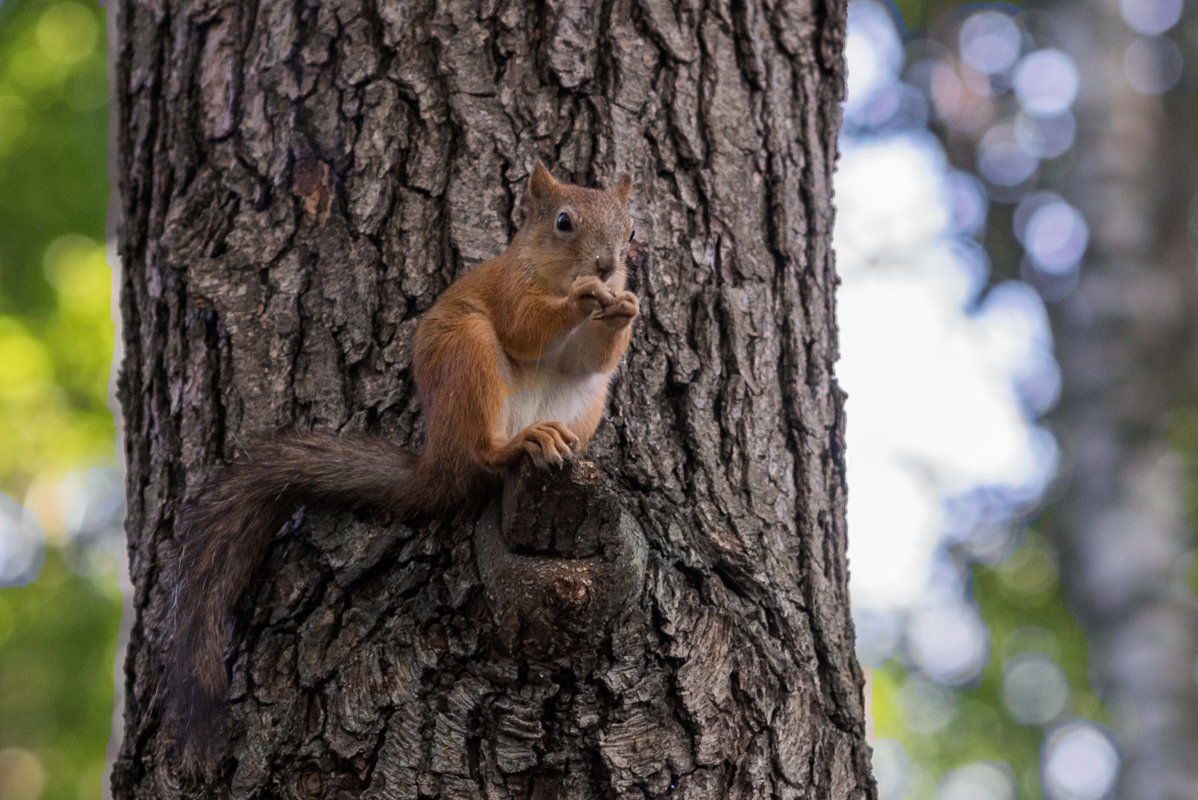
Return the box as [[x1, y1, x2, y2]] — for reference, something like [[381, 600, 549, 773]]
[[165, 161, 639, 774], [413, 160, 637, 474]]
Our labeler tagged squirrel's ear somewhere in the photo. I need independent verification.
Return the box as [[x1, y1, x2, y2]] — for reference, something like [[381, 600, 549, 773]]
[[614, 173, 634, 206], [528, 159, 559, 204]]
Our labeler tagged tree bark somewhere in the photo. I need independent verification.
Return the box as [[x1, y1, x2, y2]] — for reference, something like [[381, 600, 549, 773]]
[[1051, 3, 1198, 798], [110, 1, 872, 798]]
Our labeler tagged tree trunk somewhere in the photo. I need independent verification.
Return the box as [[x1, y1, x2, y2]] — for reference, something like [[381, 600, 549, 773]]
[[1051, 3, 1198, 798], [110, 1, 872, 798]]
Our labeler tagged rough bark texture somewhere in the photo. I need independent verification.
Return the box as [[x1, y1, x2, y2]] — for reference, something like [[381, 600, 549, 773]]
[[111, 1, 871, 797], [1052, 3, 1198, 798]]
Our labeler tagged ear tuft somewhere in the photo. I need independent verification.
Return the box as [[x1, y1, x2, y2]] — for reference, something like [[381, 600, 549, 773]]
[[614, 173, 634, 205], [528, 159, 559, 203]]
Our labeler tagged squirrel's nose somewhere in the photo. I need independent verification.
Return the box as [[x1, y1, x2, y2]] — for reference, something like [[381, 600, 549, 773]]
[[596, 253, 616, 280]]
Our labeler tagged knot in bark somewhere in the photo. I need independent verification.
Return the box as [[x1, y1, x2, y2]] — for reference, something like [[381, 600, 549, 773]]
[[474, 460, 647, 660]]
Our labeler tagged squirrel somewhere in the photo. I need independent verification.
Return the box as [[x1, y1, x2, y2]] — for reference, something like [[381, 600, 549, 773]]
[[164, 160, 639, 772]]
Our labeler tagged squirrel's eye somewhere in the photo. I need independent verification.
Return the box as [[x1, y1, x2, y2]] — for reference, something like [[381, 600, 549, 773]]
[[629, 229, 636, 242], [555, 212, 573, 232]]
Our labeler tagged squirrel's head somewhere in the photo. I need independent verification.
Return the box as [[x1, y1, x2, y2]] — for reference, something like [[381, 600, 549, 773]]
[[518, 160, 636, 294]]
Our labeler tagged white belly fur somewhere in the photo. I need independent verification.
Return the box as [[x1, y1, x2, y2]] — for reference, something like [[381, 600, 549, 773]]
[[501, 373, 608, 437]]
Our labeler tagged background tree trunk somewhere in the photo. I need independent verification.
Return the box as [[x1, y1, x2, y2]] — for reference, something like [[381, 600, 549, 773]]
[[110, 1, 872, 797], [1051, 2, 1198, 798]]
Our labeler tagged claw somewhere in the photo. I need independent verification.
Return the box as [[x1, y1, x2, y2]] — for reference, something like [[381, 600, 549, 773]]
[[512, 421, 578, 470]]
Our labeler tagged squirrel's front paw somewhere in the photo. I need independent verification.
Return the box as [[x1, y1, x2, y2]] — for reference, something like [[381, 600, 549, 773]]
[[514, 421, 579, 469], [594, 291, 639, 325], [570, 275, 616, 315]]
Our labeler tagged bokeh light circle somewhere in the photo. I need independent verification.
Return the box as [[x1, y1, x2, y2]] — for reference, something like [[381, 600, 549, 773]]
[[1014, 111, 1076, 160], [1020, 199, 1089, 275], [1123, 36, 1183, 95], [959, 11, 1023, 76], [1014, 50, 1079, 118], [1002, 652, 1070, 724], [0, 748, 48, 800], [944, 171, 989, 237], [907, 603, 990, 685], [978, 123, 1039, 187], [1120, 0, 1183, 35], [896, 677, 959, 733], [935, 762, 1017, 800], [1041, 722, 1120, 800], [0, 495, 45, 587]]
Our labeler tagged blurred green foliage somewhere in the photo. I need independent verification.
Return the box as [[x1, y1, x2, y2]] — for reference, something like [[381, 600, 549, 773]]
[[0, 0, 107, 319], [872, 532, 1111, 798], [0, 0, 111, 494], [0, 550, 119, 800], [891, 0, 1029, 32], [1167, 408, 1198, 597], [0, 1, 118, 799]]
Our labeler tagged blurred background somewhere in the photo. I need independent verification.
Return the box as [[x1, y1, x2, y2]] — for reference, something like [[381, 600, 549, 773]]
[[0, 0, 1194, 798], [0, 1, 121, 799], [839, 1, 1198, 799]]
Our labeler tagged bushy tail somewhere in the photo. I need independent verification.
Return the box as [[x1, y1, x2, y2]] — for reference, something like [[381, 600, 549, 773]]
[[162, 433, 429, 773]]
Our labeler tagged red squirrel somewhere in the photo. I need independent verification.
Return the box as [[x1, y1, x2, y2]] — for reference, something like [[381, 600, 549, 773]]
[[165, 161, 639, 770]]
